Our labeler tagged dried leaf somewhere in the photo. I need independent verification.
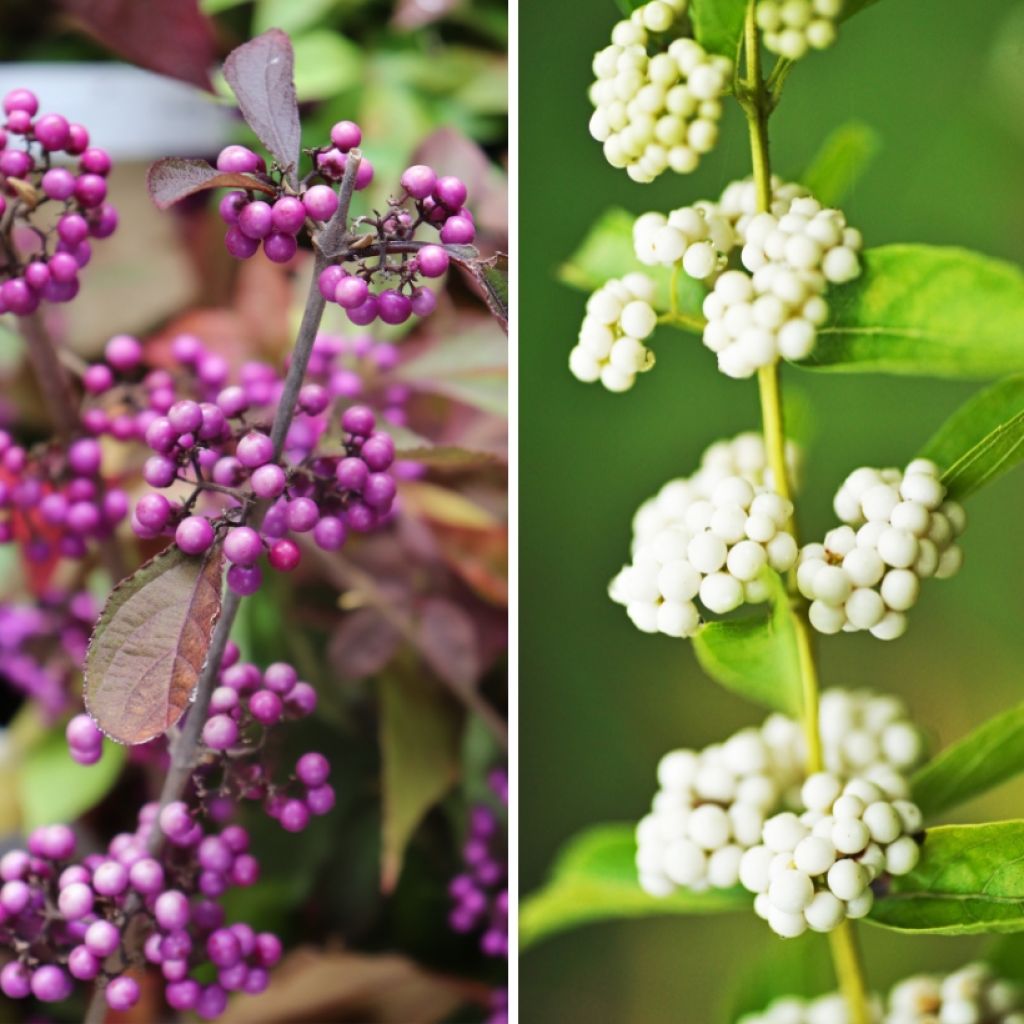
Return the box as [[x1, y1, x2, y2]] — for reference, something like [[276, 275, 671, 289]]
[[419, 598, 480, 688], [379, 672, 461, 892], [147, 158, 276, 211], [60, 0, 219, 92], [448, 250, 509, 331], [328, 609, 403, 680], [395, 445, 502, 471], [400, 481, 500, 529], [84, 545, 224, 744], [218, 947, 484, 1024], [223, 29, 302, 184], [434, 524, 508, 607]]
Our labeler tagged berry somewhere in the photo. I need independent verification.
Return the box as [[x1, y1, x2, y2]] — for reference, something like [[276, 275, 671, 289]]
[[175, 516, 215, 556]]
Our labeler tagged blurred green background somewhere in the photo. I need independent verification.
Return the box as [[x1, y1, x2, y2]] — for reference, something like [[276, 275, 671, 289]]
[[520, 1, 1024, 1021]]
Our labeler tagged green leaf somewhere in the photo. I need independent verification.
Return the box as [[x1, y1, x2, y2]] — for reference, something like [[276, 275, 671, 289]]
[[842, 0, 882, 20], [920, 376, 1024, 498], [253, 0, 340, 35], [912, 703, 1024, 818], [559, 207, 705, 319], [690, 0, 747, 60], [806, 246, 1024, 378], [520, 824, 748, 950], [692, 573, 803, 716], [84, 544, 224, 745], [19, 729, 126, 830], [291, 31, 364, 102], [379, 672, 461, 893], [800, 121, 880, 207], [869, 822, 1024, 935]]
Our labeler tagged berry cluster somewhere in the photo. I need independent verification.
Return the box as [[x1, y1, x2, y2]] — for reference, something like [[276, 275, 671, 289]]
[[628, 432, 802, 548], [756, 0, 843, 61], [635, 689, 925, 899], [0, 89, 117, 315], [634, 203, 735, 278], [568, 273, 658, 391], [0, 590, 95, 720], [80, 332, 400, 592], [740, 771, 922, 937], [588, 1, 732, 182], [739, 962, 1024, 1024], [216, 121, 473, 328], [0, 431, 128, 561], [609, 473, 798, 637], [797, 459, 966, 639], [0, 817, 275, 1019], [449, 768, 508, 959], [695, 179, 862, 378]]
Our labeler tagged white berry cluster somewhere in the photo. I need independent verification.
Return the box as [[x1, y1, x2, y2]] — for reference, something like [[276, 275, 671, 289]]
[[629, 432, 802, 550], [703, 180, 863, 379], [569, 273, 658, 392], [737, 991, 882, 1024], [817, 688, 927, 783], [756, 0, 843, 62], [797, 459, 966, 640], [588, 0, 732, 182], [636, 690, 925, 900], [633, 204, 736, 280], [609, 473, 798, 637], [636, 721, 806, 897], [737, 963, 1024, 1024], [887, 963, 1024, 1024], [740, 771, 922, 938]]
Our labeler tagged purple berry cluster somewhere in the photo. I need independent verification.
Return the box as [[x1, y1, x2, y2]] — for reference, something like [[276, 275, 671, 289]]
[[197, 653, 335, 834], [0, 590, 95, 720], [212, 117, 474, 328], [79, 332, 401, 593], [449, 767, 509, 960], [0, 816, 276, 1019], [0, 89, 117, 315], [0, 429, 128, 562]]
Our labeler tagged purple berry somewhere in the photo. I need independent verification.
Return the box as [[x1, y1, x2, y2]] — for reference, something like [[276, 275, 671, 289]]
[[41, 167, 75, 200], [354, 158, 374, 190], [105, 334, 142, 371], [30, 964, 72, 1003], [268, 538, 300, 572], [440, 215, 475, 245], [434, 175, 468, 210], [225, 225, 260, 259], [85, 919, 121, 957], [401, 164, 437, 199], [342, 404, 376, 436], [236, 431, 274, 468], [74, 173, 107, 207], [3, 88, 37, 115], [335, 275, 369, 309], [227, 564, 263, 596], [362, 434, 396, 471], [318, 264, 345, 300], [216, 145, 261, 173], [80, 147, 112, 175], [271, 195, 306, 234], [286, 496, 319, 533], [262, 662, 297, 695], [223, 526, 262, 566], [263, 231, 298, 263], [238, 200, 273, 240], [154, 889, 190, 931], [168, 399, 203, 435], [303, 184, 339, 221], [166, 979, 201, 1011], [0, 961, 30, 999], [106, 975, 140, 1011], [377, 289, 412, 325], [363, 472, 397, 510], [279, 799, 310, 833], [159, 801, 193, 842], [175, 515, 215, 555], [297, 752, 330, 787], [335, 456, 368, 491], [329, 120, 362, 151], [129, 857, 164, 894], [250, 463, 286, 499], [34, 113, 70, 151], [92, 861, 128, 898], [58, 881, 94, 920], [202, 714, 239, 750], [207, 928, 242, 968], [249, 689, 283, 725], [410, 287, 437, 317], [66, 713, 102, 752], [417, 244, 450, 278], [313, 515, 347, 550], [69, 945, 101, 980]]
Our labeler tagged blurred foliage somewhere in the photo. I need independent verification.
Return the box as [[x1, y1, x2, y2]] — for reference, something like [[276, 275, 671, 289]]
[[521, 0, 1024, 1021]]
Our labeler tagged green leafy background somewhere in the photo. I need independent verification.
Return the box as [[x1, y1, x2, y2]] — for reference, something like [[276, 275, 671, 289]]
[[521, 0, 1024, 1019]]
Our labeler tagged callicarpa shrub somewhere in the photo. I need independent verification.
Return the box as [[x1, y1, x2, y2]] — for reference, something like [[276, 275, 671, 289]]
[[0, 25, 507, 1024], [525, 1, 1024, 1021]]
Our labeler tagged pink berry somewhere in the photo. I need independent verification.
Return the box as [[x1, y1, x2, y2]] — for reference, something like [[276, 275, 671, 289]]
[[329, 120, 361, 151], [400, 164, 436, 199], [175, 516, 215, 555], [267, 538, 300, 572]]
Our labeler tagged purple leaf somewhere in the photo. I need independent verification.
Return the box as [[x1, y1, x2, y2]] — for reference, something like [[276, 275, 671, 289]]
[[84, 544, 224, 745], [445, 247, 509, 332], [60, 0, 218, 92], [223, 29, 302, 185], [147, 158, 277, 210], [328, 609, 403, 680], [419, 598, 481, 689]]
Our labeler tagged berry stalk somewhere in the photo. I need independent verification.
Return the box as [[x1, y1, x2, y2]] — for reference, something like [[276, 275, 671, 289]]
[[740, 6, 870, 1022], [81, 152, 363, 1024]]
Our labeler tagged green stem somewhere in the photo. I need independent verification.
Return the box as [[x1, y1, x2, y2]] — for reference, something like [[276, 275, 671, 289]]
[[741, 6, 869, 1022]]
